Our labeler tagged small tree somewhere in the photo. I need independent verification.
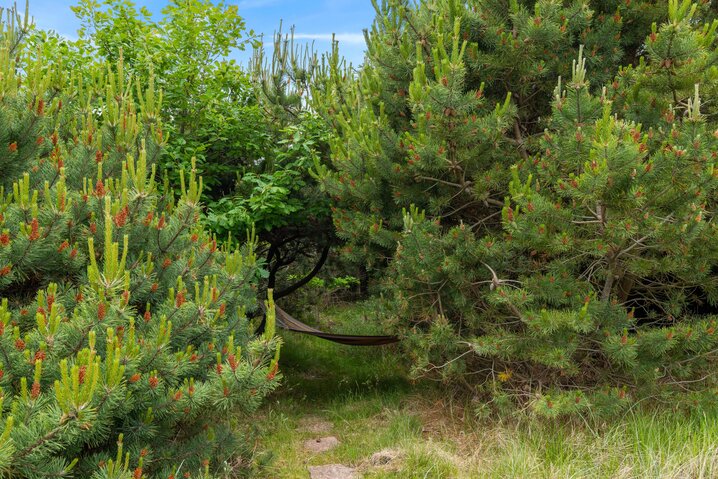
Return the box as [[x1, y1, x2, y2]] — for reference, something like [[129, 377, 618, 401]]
[[391, 1, 718, 414], [0, 5, 279, 476], [314, 0, 718, 413]]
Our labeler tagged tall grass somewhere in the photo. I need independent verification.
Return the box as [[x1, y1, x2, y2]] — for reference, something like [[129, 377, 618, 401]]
[[477, 411, 718, 478]]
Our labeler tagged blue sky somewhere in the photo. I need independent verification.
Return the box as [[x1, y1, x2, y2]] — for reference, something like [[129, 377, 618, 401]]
[[1, 0, 373, 66]]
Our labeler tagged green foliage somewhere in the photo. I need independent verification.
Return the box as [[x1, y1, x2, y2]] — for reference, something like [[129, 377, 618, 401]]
[[0, 6, 278, 476], [201, 30, 341, 302], [313, 0, 659, 274], [497, 7, 718, 412], [38, 1, 339, 314], [316, 0, 718, 415], [295, 275, 360, 295], [69, 0, 268, 199], [61, 5, 336, 301], [206, 113, 332, 236]]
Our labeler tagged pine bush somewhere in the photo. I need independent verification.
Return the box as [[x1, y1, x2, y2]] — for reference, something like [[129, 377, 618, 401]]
[[316, 0, 718, 415], [0, 6, 279, 477]]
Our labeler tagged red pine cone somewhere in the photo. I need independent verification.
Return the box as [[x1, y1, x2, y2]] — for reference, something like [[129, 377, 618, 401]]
[[28, 218, 40, 241], [31, 381, 40, 399]]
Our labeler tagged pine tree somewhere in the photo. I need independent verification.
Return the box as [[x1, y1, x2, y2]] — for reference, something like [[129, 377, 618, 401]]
[[317, 0, 718, 413], [613, 0, 718, 125], [501, 33, 718, 414], [0, 5, 279, 476], [315, 0, 667, 285]]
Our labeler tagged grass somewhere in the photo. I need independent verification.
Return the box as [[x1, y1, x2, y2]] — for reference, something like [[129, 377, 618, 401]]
[[252, 300, 718, 478]]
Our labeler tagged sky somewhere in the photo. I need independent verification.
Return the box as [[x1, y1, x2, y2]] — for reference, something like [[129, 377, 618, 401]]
[[0, 0, 374, 66]]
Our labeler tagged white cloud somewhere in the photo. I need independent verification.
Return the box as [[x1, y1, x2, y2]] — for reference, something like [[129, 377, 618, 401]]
[[292, 33, 365, 45]]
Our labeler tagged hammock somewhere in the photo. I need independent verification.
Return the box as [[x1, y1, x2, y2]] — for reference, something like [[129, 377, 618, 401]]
[[262, 304, 400, 346]]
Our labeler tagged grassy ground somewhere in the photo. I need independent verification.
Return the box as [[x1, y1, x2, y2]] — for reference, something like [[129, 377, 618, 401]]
[[254, 301, 718, 478]]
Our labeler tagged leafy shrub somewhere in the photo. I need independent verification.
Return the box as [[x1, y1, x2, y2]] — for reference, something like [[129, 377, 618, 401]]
[[206, 114, 331, 238]]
